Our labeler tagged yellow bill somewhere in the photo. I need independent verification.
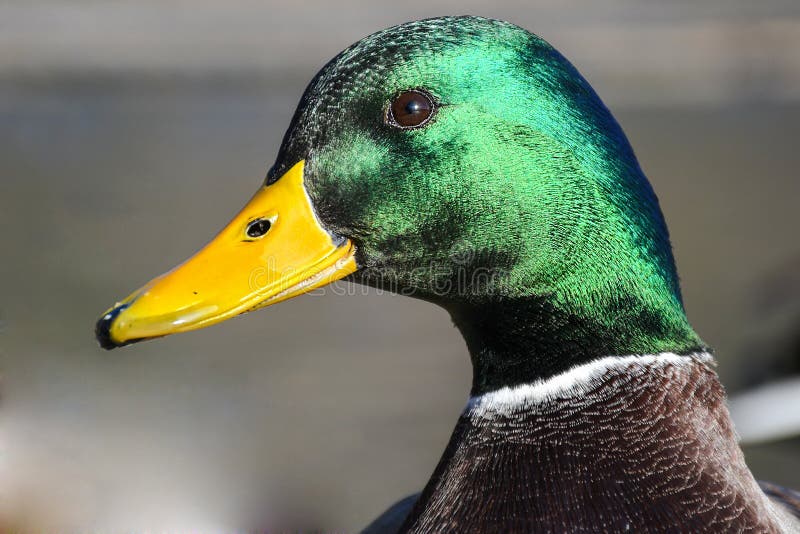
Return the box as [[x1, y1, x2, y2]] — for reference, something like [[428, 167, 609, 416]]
[[96, 160, 357, 349]]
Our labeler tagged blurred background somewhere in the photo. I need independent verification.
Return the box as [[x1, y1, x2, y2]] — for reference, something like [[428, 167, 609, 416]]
[[1, 0, 799, 531]]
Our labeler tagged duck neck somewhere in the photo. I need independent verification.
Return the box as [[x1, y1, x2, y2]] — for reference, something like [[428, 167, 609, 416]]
[[401, 353, 781, 532], [448, 297, 704, 395]]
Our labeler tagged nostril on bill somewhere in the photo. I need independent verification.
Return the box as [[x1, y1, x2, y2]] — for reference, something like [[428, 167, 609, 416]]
[[246, 218, 271, 239]]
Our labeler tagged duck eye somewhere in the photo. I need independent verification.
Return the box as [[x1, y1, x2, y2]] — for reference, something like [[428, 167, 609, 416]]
[[245, 218, 271, 239], [388, 90, 435, 129]]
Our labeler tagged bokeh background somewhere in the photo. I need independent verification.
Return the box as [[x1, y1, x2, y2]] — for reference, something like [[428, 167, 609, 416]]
[[2, 0, 799, 531]]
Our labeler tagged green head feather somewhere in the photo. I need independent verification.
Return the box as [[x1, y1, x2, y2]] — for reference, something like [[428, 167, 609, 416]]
[[270, 16, 705, 392]]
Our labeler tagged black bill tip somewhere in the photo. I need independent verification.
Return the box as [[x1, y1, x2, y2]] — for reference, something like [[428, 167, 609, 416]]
[[95, 303, 129, 350]]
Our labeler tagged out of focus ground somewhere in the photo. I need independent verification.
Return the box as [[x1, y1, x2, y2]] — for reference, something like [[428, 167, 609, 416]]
[[1, 1, 799, 531]]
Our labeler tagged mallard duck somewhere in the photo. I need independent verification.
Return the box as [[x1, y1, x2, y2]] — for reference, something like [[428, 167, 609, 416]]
[[96, 16, 800, 532]]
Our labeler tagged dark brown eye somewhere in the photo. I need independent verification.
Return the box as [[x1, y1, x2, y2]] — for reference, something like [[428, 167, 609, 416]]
[[388, 90, 435, 129]]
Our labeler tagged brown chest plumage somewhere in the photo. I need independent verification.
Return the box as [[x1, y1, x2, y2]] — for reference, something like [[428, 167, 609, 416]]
[[401, 357, 785, 533]]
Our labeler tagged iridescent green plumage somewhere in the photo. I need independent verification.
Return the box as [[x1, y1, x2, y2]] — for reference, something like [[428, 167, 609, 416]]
[[271, 16, 703, 393]]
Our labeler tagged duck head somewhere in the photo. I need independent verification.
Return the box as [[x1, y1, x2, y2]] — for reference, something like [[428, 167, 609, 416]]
[[96, 16, 704, 393]]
